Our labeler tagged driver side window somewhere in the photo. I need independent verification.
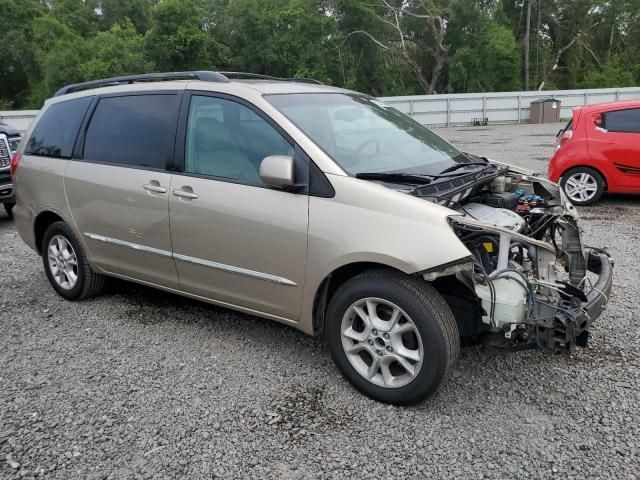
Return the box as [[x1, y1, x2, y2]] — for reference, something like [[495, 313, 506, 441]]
[[185, 95, 293, 185]]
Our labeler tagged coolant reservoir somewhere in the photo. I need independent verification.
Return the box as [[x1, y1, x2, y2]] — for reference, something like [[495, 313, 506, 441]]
[[475, 277, 527, 328]]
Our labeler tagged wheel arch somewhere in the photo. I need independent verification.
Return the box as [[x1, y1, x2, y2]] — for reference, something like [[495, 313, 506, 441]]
[[312, 261, 403, 335], [430, 275, 485, 340], [560, 164, 609, 190], [34, 211, 65, 255], [311, 261, 483, 339]]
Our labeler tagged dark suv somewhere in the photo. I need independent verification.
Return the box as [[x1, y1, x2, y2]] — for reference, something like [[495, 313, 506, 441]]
[[0, 122, 21, 218]]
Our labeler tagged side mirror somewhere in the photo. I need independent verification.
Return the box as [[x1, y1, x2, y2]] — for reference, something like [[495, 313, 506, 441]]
[[259, 155, 295, 189]]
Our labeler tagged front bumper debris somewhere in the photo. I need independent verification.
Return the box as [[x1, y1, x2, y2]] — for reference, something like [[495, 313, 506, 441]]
[[536, 249, 613, 353], [448, 214, 614, 353], [580, 250, 613, 329]]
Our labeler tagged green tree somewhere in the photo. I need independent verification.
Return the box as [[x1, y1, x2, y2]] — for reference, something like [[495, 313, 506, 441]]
[[27, 13, 149, 106], [449, 23, 522, 92], [0, 0, 45, 107], [144, 0, 211, 71], [98, 0, 152, 33], [1, 0, 639, 109], [336, 0, 452, 94], [332, 0, 416, 96], [580, 57, 636, 88], [80, 21, 152, 79], [49, 0, 100, 38], [28, 14, 87, 106], [220, 0, 335, 81]]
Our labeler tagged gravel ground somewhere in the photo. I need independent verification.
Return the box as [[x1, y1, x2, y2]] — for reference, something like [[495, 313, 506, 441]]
[[1, 122, 639, 479]]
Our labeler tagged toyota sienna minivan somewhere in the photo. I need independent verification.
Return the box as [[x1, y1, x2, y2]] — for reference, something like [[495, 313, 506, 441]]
[[12, 71, 613, 404]]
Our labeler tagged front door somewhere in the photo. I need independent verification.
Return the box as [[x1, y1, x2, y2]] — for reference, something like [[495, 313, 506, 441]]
[[588, 107, 640, 189], [65, 93, 181, 289], [168, 93, 309, 321]]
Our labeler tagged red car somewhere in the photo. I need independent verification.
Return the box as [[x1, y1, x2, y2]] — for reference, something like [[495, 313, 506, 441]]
[[548, 100, 640, 205]]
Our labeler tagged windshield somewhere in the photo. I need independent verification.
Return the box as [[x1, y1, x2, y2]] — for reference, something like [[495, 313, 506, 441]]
[[266, 93, 466, 175]]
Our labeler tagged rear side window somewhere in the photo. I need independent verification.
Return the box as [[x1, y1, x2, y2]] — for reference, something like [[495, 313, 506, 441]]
[[84, 94, 177, 169], [604, 108, 640, 133], [26, 97, 93, 158]]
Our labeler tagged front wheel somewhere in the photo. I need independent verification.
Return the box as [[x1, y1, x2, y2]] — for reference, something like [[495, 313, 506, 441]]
[[561, 167, 605, 205], [326, 270, 459, 405]]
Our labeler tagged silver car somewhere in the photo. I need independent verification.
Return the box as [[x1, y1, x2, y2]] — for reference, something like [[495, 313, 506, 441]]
[[12, 71, 613, 404]]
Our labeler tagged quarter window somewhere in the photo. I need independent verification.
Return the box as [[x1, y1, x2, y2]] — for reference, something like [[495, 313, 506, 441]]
[[185, 95, 293, 185], [26, 96, 93, 158], [84, 94, 178, 169], [604, 108, 640, 133]]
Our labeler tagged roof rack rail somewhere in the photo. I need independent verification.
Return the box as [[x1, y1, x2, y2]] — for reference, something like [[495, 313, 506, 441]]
[[54, 70, 324, 97], [219, 72, 323, 85], [54, 71, 230, 97]]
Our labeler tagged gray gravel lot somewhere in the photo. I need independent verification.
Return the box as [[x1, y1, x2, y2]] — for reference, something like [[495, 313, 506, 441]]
[[1, 122, 639, 479]]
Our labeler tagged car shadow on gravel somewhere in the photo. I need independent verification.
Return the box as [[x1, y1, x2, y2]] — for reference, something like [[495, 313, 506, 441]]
[[97, 278, 362, 428], [98, 277, 544, 408], [101, 277, 321, 349], [104, 279, 208, 326]]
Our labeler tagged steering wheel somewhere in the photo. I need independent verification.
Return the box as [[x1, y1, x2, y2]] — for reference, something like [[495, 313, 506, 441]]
[[348, 138, 381, 167]]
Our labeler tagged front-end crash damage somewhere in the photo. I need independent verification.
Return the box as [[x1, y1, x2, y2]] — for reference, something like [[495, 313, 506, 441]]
[[420, 169, 614, 353]]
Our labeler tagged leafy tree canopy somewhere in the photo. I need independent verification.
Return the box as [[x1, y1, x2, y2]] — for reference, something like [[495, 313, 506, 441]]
[[0, 0, 637, 108]]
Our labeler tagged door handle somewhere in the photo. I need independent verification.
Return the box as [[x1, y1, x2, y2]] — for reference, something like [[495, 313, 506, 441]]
[[172, 188, 199, 200], [143, 183, 167, 194]]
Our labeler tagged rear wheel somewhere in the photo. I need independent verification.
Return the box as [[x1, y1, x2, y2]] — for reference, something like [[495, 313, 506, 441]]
[[326, 270, 459, 405], [42, 221, 105, 300], [561, 167, 604, 205]]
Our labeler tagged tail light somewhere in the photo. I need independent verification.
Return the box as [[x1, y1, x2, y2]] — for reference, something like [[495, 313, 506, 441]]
[[10, 152, 22, 176], [555, 129, 573, 151]]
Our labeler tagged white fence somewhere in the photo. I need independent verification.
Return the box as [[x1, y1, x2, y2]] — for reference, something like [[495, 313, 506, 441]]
[[2, 86, 640, 132], [379, 86, 640, 127]]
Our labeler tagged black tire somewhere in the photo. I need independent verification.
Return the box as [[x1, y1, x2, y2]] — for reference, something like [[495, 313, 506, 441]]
[[326, 269, 459, 405], [3, 202, 14, 219], [42, 221, 105, 300], [560, 167, 605, 206]]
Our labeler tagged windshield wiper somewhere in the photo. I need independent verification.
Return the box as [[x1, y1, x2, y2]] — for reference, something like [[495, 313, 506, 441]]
[[355, 172, 433, 184], [438, 161, 490, 175]]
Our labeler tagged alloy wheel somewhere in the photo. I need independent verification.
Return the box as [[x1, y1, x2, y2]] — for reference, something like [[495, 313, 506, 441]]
[[47, 235, 79, 290], [564, 172, 599, 203], [340, 297, 423, 388]]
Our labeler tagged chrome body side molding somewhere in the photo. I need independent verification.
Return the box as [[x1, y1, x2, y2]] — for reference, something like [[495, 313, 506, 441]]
[[172, 253, 297, 286], [83, 232, 297, 286], [84, 232, 173, 258]]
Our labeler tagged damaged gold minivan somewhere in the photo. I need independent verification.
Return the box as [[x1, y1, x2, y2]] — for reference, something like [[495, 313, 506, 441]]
[[12, 72, 613, 404]]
